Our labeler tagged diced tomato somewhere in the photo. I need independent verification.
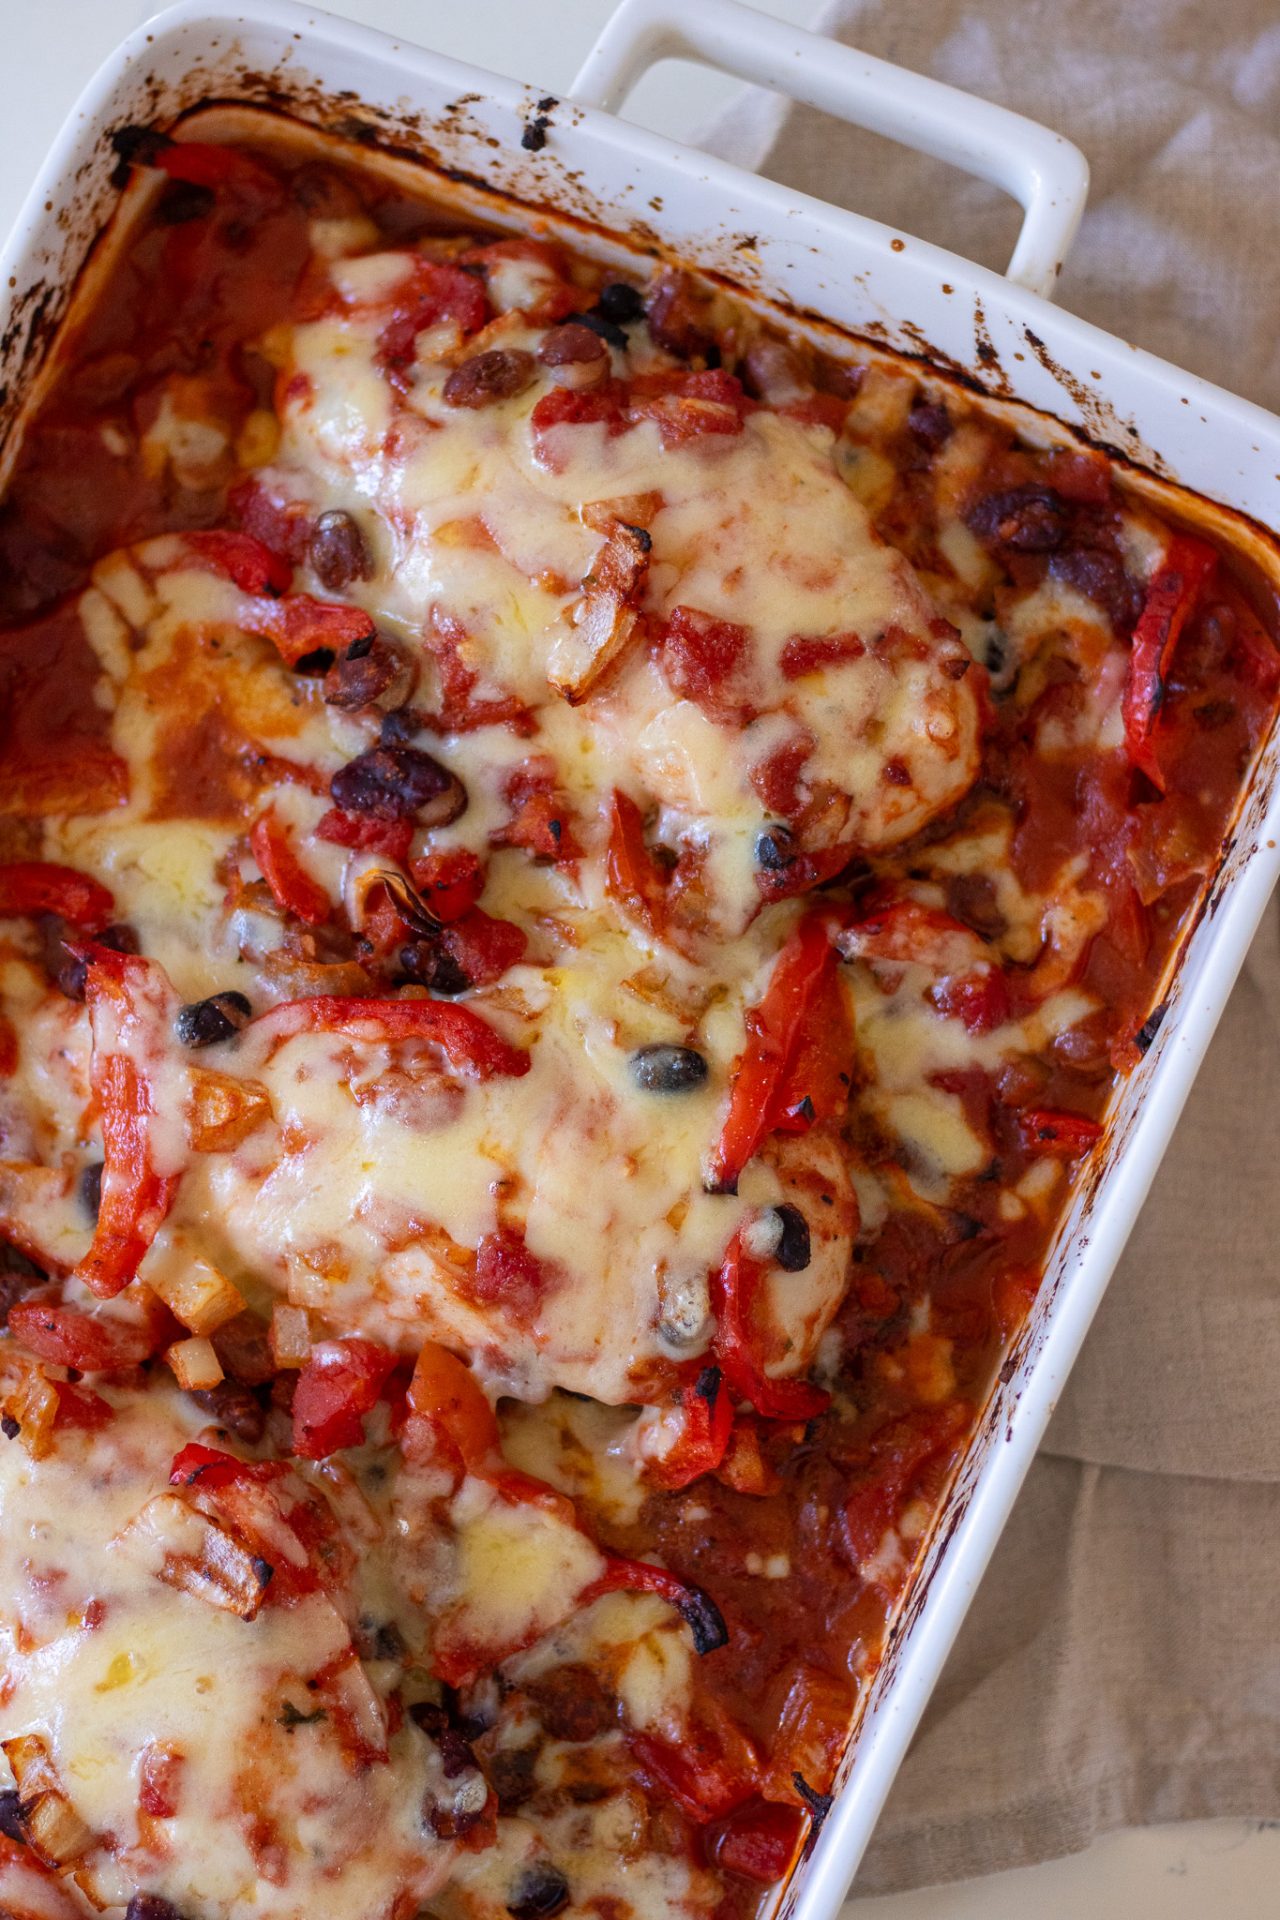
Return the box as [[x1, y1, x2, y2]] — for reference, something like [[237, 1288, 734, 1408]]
[[138, 1743, 184, 1820], [402, 1339, 500, 1474], [707, 1798, 805, 1884], [630, 1713, 760, 1823], [1017, 1107, 1104, 1155], [755, 837, 857, 904], [250, 810, 331, 926], [779, 632, 866, 679], [491, 760, 581, 862], [656, 606, 753, 723], [644, 1369, 734, 1491], [471, 1227, 550, 1315], [626, 368, 750, 447], [410, 847, 485, 923], [841, 1405, 969, 1570], [375, 259, 489, 369], [605, 788, 671, 938], [315, 807, 415, 863], [291, 1338, 398, 1459], [709, 1236, 831, 1423], [75, 949, 182, 1300], [184, 528, 292, 597], [931, 965, 1011, 1034], [531, 381, 626, 444], [228, 477, 315, 566], [8, 1289, 175, 1372], [442, 908, 528, 987], [255, 994, 530, 1080], [1122, 534, 1218, 790], [708, 913, 848, 1192], [0, 860, 115, 931], [424, 609, 534, 735]]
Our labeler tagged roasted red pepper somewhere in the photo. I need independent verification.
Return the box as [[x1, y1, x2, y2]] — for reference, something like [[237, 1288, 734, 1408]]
[[605, 788, 670, 937], [255, 995, 530, 1080], [708, 913, 849, 1193], [581, 1555, 728, 1655], [8, 1288, 175, 1372], [74, 949, 182, 1300], [643, 1368, 734, 1491], [1122, 533, 1218, 790], [629, 1711, 761, 1823], [401, 1339, 501, 1475], [250, 810, 331, 927], [0, 861, 115, 931], [184, 529, 292, 596], [1017, 1106, 1104, 1155], [710, 1235, 831, 1423], [238, 594, 377, 667], [291, 1338, 398, 1459]]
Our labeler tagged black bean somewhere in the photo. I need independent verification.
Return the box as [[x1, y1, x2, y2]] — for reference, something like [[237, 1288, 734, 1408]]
[[125, 1898, 185, 1920], [309, 510, 372, 592], [967, 485, 1068, 554], [443, 348, 536, 409], [174, 990, 253, 1049], [507, 1863, 570, 1920], [595, 280, 644, 326], [488, 1744, 537, 1814], [185, 1382, 266, 1445], [527, 1663, 613, 1743], [354, 1617, 407, 1663], [397, 940, 471, 997], [630, 1044, 708, 1094], [771, 1203, 812, 1272], [1, 1415, 19, 1441], [330, 745, 466, 825], [754, 825, 793, 872], [907, 399, 951, 450], [560, 307, 628, 352], [80, 1161, 104, 1221], [323, 634, 410, 712], [0, 1788, 25, 1839]]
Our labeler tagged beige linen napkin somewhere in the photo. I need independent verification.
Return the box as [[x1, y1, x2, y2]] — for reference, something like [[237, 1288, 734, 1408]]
[[739, 0, 1280, 1893]]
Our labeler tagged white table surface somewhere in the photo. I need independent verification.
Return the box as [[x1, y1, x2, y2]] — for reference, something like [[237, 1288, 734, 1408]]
[[3, 0, 1276, 1911]]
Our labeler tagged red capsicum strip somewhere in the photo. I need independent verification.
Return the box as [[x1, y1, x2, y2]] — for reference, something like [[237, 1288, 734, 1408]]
[[1122, 533, 1218, 790], [250, 811, 331, 927], [184, 529, 292, 597], [254, 995, 530, 1080], [580, 1556, 729, 1656], [708, 912, 848, 1193], [74, 949, 181, 1300], [0, 861, 115, 931], [645, 1368, 734, 1490], [711, 1234, 831, 1424], [1018, 1107, 1104, 1155], [605, 788, 670, 937], [238, 595, 377, 667]]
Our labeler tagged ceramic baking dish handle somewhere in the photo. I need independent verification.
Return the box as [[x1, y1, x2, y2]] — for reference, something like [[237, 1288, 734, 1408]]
[[572, 0, 1089, 301]]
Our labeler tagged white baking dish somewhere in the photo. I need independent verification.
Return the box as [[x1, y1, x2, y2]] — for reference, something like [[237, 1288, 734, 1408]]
[[3, 1, 1279, 1911]]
